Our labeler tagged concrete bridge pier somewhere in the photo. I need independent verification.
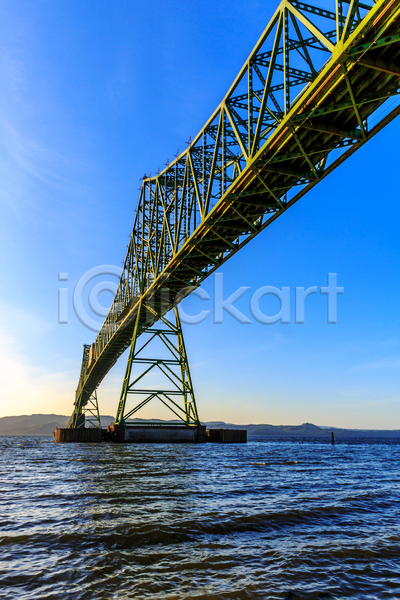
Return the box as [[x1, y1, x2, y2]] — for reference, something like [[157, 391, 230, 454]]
[[54, 427, 102, 443], [107, 423, 207, 443]]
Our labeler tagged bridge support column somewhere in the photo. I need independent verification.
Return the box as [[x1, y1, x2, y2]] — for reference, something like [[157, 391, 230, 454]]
[[67, 389, 101, 430], [82, 389, 101, 428], [67, 344, 100, 430], [115, 303, 200, 427]]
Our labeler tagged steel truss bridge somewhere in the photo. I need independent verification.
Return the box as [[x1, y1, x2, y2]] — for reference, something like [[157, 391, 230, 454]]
[[68, 0, 400, 429]]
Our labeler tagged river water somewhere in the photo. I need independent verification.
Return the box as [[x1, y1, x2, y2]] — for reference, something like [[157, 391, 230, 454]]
[[0, 436, 399, 599]]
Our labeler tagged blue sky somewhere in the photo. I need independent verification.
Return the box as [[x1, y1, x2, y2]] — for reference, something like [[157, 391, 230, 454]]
[[0, 0, 399, 427]]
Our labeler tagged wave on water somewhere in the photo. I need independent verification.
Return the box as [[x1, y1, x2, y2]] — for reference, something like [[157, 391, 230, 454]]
[[0, 436, 399, 599]]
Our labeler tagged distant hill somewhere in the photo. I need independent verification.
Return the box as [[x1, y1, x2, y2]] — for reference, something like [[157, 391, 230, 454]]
[[0, 414, 115, 436], [223, 422, 400, 439], [0, 415, 399, 438]]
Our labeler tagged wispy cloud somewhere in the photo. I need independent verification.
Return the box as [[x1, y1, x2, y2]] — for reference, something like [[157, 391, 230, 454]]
[[351, 356, 400, 373], [0, 44, 99, 220]]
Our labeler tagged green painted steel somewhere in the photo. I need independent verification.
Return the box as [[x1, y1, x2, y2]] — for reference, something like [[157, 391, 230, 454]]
[[82, 390, 101, 429], [68, 0, 400, 428], [115, 306, 199, 426]]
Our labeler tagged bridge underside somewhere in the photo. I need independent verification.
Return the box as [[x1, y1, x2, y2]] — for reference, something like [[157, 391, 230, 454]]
[[67, 0, 400, 430]]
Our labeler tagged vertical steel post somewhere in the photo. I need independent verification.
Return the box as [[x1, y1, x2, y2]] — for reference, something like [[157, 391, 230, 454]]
[[115, 299, 144, 424], [283, 8, 290, 114], [174, 307, 199, 425]]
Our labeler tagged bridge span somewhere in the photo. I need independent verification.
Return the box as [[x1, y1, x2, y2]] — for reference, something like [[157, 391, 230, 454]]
[[67, 0, 400, 431]]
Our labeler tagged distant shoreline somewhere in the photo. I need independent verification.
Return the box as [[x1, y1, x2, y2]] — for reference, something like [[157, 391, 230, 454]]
[[1, 414, 400, 438]]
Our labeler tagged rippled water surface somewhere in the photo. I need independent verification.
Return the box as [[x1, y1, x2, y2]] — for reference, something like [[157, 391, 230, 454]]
[[1, 436, 399, 599]]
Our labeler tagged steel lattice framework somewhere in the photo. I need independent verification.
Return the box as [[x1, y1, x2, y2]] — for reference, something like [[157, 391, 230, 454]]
[[68, 0, 400, 428]]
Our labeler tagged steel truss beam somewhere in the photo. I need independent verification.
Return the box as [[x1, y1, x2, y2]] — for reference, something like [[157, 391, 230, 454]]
[[68, 0, 400, 428]]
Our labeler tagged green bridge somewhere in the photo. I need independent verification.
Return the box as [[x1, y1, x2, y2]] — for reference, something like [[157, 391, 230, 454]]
[[67, 0, 400, 430]]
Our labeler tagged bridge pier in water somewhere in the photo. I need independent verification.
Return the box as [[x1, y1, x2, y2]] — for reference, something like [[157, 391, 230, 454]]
[[54, 424, 248, 443], [59, 305, 214, 443], [107, 423, 207, 443], [54, 426, 102, 443]]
